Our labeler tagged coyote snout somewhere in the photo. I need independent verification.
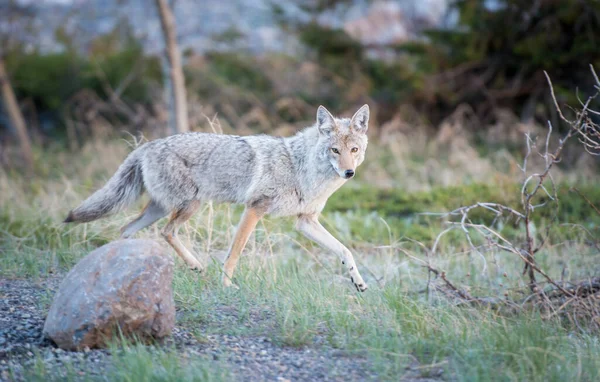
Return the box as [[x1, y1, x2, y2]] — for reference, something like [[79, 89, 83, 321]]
[[344, 169, 355, 179]]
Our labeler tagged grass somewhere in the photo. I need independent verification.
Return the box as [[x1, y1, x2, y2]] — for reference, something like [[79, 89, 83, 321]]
[[2, 139, 600, 381], [21, 340, 228, 382], [105, 341, 228, 382]]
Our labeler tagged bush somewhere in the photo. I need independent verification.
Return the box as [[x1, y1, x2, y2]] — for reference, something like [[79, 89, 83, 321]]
[[205, 52, 272, 95]]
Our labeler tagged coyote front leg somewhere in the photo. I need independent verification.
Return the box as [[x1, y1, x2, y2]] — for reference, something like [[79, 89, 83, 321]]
[[222, 207, 264, 288], [296, 215, 368, 292]]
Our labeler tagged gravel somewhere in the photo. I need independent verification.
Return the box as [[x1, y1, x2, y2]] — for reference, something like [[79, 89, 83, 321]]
[[0, 277, 386, 381]]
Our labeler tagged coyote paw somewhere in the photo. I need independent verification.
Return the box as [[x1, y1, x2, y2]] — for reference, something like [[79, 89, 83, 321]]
[[222, 276, 239, 289], [188, 260, 204, 273], [350, 276, 368, 292]]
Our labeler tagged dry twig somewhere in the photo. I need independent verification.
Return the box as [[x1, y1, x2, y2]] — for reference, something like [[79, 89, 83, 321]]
[[416, 67, 600, 315]]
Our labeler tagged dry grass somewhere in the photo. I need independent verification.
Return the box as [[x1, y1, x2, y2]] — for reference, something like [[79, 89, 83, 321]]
[[362, 106, 597, 190]]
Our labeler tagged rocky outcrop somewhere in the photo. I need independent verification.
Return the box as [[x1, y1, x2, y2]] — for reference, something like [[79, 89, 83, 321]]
[[43, 239, 175, 350]]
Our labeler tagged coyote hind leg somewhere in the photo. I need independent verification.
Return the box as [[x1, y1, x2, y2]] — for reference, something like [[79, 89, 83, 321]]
[[120, 200, 167, 238], [162, 200, 204, 271]]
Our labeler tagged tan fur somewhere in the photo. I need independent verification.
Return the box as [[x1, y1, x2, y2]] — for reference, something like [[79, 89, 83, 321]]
[[222, 207, 265, 287]]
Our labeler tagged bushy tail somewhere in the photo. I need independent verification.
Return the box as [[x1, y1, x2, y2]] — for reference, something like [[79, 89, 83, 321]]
[[65, 147, 145, 223]]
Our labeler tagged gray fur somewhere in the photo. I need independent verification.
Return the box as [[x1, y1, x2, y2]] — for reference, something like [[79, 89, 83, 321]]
[[65, 148, 145, 223], [67, 105, 370, 221]]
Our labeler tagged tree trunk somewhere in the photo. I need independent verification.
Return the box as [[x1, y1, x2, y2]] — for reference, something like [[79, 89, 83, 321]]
[[0, 58, 33, 172], [155, 0, 189, 134]]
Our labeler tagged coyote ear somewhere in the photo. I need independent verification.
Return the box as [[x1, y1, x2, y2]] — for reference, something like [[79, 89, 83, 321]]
[[351, 104, 370, 134], [316, 105, 335, 135]]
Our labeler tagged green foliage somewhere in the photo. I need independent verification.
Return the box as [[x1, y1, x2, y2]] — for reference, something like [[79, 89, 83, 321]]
[[295, 21, 427, 113], [6, 47, 161, 114], [205, 52, 272, 95], [86, 46, 162, 104], [299, 22, 363, 64], [2, 19, 161, 141], [414, 0, 600, 121], [364, 59, 424, 105], [6, 52, 86, 112], [211, 26, 245, 45]]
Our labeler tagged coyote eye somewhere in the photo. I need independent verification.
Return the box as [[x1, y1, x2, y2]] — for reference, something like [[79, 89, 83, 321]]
[[331, 148, 340, 154], [351, 147, 359, 153]]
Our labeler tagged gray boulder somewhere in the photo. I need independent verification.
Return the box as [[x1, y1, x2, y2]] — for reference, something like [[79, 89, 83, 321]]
[[43, 239, 175, 350]]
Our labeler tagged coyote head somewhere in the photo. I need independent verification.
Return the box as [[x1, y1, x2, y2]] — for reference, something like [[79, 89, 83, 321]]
[[316, 104, 370, 179]]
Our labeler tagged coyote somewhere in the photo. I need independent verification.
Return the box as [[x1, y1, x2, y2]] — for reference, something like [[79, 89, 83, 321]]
[[65, 105, 370, 291]]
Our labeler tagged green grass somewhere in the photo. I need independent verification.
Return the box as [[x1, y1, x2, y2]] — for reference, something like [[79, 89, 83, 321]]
[[246, 266, 599, 380], [106, 341, 227, 382], [326, 182, 600, 244], [21, 340, 228, 382]]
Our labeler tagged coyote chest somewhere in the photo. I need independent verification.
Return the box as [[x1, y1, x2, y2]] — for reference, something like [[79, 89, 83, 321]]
[[267, 176, 346, 217]]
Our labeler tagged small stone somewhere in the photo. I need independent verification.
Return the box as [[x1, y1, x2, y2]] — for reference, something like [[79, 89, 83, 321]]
[[260, 350, 268, 356]]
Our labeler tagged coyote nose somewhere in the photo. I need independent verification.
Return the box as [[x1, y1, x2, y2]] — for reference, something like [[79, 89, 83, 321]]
[[344, 169, 355, 179]]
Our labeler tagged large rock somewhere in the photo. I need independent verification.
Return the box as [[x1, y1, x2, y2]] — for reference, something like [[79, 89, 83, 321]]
[[43, 239, 175, 350]]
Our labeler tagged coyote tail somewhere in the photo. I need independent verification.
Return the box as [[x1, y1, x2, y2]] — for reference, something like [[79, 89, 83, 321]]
[[64, 147, 145, 223]]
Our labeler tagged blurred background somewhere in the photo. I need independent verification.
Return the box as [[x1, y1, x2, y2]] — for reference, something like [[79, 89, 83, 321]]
[[2, 0, 599, 181], [1, 0, 600, 227]]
